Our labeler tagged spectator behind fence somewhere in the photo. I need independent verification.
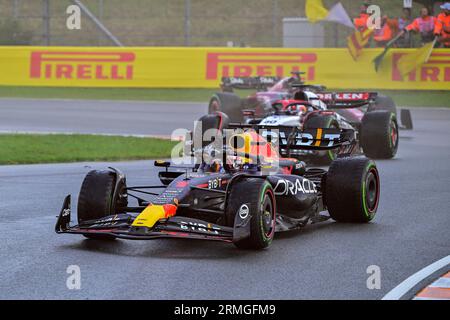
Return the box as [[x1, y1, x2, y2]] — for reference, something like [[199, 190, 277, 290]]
[[354, 3, 370, 31], [434, 2, 450, 48], [397, 8, 413, 47], [403, 7, 436, 45], [373, 15, 399, 47]]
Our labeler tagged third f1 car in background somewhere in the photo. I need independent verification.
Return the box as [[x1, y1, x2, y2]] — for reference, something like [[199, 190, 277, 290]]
[[208, 74, 413, 163]]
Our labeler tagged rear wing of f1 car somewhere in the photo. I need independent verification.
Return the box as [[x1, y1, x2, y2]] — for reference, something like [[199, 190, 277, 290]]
[[227, 124, 357, 157], [316, 92, 378, 109], [316, 91, 413, 130], [221, 76, 281, 91], [290, 83, 377, 109]]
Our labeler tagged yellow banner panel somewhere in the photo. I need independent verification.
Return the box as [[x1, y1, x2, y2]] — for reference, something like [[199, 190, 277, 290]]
[[0, 46, 448, 90]]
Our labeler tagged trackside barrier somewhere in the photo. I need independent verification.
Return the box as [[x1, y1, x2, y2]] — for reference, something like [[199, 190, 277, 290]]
[[0, 46, 448, 90]]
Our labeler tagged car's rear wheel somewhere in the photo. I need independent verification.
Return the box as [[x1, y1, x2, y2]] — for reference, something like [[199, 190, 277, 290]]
[[209, 93, 243, 123], [325, 157, 380, 223], [194, 112, 229, 148], [369, 95, 397, 116], [304, 115, 340, 165], [226, 178, 276, 250], [78, 170, 127, 240], [361, 111, 398, 159]]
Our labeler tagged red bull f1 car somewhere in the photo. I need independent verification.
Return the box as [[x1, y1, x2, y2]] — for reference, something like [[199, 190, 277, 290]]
[[55, 123, 381, 250]]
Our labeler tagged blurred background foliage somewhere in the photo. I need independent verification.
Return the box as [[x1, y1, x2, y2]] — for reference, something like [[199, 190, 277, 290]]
[[0, 0, 444, 47]]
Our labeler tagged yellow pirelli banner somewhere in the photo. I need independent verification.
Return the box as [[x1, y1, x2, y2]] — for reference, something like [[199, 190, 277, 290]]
[[0, 46, 449, 90]]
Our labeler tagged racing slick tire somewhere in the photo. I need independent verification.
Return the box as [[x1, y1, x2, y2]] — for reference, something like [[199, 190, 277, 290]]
[[304, 115, 340, 165], [368, 95, 397, 116], [226, 178, 276, 250], [361, 111, 399, 159], [194, 112, 230, 148], [325, 157, 380, 223], [209, 93, 243, 123], [78, 170, 127, 240]]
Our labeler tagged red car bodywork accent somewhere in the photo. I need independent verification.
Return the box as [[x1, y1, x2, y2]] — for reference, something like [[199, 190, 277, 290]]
[[176, 181, 189, 188], [163, 204, 178, 218]]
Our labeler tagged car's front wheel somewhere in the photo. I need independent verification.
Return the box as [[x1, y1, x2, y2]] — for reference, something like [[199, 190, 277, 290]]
[[226, 178, 276, 249], [78, 170, 127, 240]]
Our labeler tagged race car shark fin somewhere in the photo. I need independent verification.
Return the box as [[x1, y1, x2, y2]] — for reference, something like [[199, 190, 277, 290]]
[[55, 195, 71, 233], [400, 109, 413, 130]]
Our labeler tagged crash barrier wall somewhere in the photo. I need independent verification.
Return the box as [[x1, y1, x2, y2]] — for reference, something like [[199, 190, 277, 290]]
[[0, 46, 449, 90]]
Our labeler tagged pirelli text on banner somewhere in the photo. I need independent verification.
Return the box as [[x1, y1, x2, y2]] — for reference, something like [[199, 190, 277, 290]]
[[205, 51, 317, 81], [29, 51, 135, 81], [0, 46, 448, 90]]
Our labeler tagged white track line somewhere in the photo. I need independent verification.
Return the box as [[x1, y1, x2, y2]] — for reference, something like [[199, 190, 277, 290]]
[[382, 255, 450, 300]]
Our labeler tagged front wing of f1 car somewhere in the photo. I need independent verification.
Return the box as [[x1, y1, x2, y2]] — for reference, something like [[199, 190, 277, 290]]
[[56, 195, 237, 242]]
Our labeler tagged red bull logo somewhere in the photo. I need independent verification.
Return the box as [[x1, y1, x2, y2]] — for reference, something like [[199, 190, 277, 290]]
[[206, 52, 317, 81], [392, 52, 450, 82], [29, 51, 135, 80]]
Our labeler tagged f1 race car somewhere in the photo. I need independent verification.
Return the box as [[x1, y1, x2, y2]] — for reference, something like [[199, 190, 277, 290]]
[[244, 89, 399, 163], [209, 73, 413, 129], [208, 74, 413, 163], [55, 123, 381, 250]]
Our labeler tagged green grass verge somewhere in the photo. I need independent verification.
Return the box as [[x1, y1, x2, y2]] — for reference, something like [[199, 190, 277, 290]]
[[0, 86, 448, 107], [0, 86, 255, 102], [0, 86, 220, 102], [0, 134, 177, 165], [376, 90, 450, 108]]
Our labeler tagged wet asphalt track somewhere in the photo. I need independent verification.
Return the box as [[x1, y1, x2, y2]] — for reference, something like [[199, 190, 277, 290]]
[[0, 98, 206, 137], [0, 100, 449, 300]]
